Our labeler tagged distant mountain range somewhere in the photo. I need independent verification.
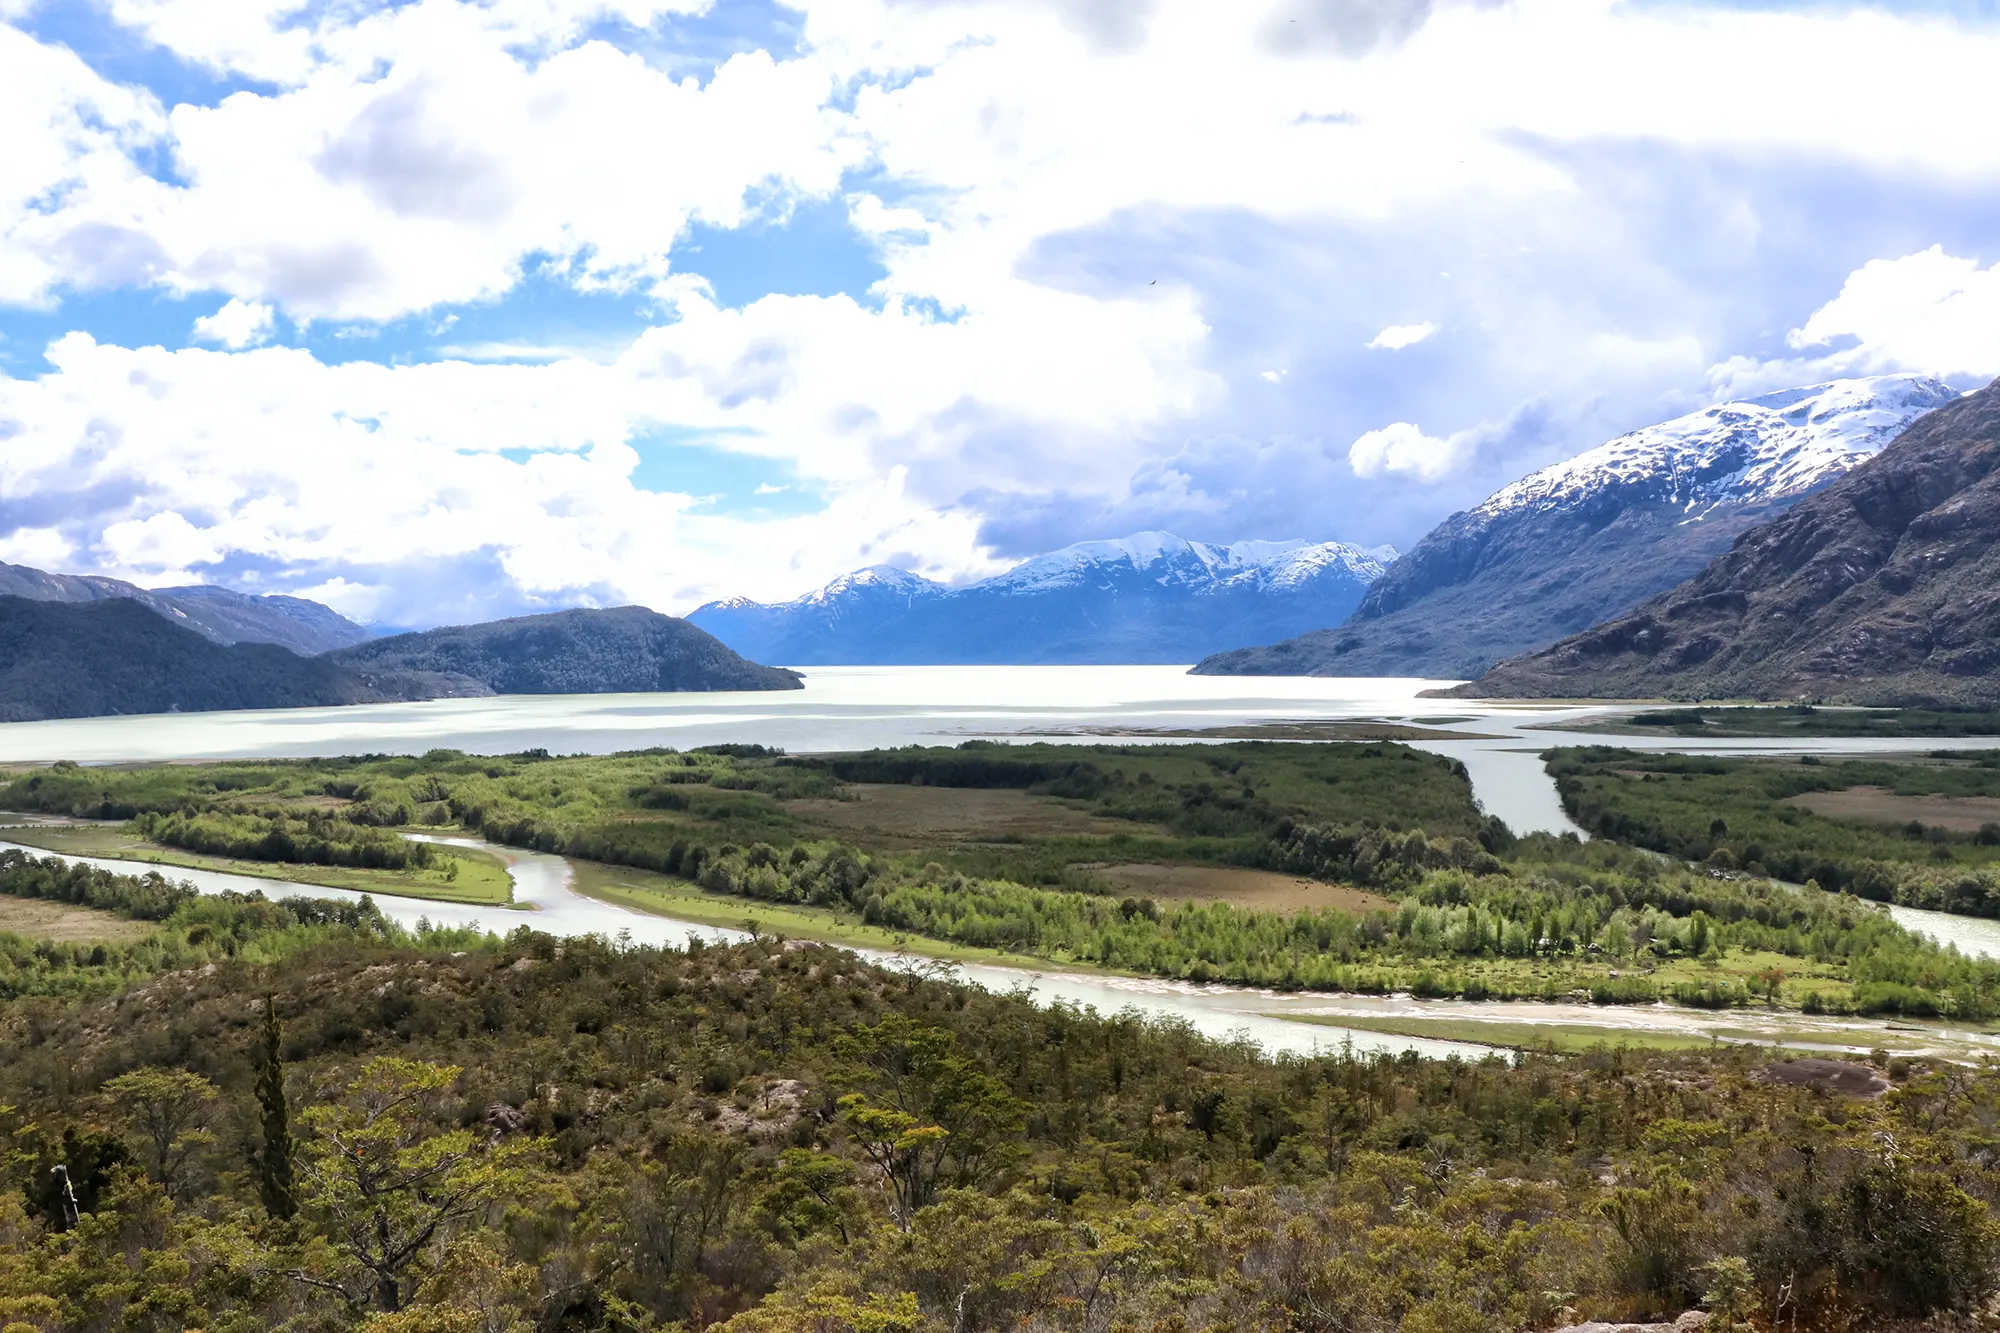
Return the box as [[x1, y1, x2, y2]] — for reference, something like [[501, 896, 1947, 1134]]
[[688, 533, 1396, 665], [0, 601, 800, 722], [1453, 374, 2000, 706], [0, 561, 369, 656], [1194, 374, 1959, 679]]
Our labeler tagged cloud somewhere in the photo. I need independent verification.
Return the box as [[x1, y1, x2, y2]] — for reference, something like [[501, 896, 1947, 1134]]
[[1366, 321, 1436, 350], [8, 0, 2000, 624], [1788, 246, 2000, 379], [1347, 420, 1459, 480], [192, 298, 275, 348]]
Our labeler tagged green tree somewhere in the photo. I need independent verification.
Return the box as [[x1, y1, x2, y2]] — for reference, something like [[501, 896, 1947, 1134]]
[[293, 1058, 547, 1313], [257, 995, 298, 1220], [102, 1066, 218, 1200]]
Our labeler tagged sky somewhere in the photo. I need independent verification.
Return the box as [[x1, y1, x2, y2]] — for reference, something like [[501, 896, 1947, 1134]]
[[2, 0, 1999, 628]]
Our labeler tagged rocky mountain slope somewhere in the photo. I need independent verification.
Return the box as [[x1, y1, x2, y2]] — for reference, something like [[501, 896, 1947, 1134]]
[[1452, 375, 2000, 705], [0, 597, 420, 722], [0, 561, 368, 655], [689, 533, 1395, 664], [328, 607, 803, 694], [1194, 374, 1958, 679]]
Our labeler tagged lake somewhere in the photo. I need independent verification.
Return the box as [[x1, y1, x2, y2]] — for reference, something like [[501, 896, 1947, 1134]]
[[2, 666, 1994, 838]]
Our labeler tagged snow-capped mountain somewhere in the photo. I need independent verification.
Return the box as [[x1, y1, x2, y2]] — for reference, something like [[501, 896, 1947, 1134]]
[[688, 533, 1396, 665], [1197, 373, 1959, 680], [1481, 375, 1957, 519]]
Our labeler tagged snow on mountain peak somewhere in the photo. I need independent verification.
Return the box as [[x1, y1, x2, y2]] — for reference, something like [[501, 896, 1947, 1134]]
[[1477, 373, 1959, 521]]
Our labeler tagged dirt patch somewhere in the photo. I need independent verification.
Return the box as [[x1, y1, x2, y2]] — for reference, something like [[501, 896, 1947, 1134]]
[[1787, 786, 2000, 833], [1087, 863, 1395, 914], [791, 784, 1144, 847], [1754, 1058, 1890, 1098], [0, 897, 155, 943]]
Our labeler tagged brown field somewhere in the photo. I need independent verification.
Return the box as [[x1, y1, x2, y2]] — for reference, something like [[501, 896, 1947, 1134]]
[[791, 783, 1146, 848], [0, 896, 154, 942], [1087, 862, 1396, 914], [1787, 786, 2000, 833]]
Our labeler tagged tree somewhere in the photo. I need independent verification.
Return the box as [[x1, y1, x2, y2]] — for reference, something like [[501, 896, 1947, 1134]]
[[102, 1066, 218, 1200], [836, 1096, 949, 1231], [293, 1058, 546, 1313], [833, 1017, 1026, 1209], [257, 995, 298, 1220]]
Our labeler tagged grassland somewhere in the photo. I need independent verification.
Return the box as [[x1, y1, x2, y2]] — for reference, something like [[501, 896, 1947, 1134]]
[[0, 823, 516, 906], [0, 893, 156, 942]]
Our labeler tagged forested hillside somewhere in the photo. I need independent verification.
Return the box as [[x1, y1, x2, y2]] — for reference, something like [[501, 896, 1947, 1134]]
[[0, 596, 420, 722], [2, 850, 1997, 1332]]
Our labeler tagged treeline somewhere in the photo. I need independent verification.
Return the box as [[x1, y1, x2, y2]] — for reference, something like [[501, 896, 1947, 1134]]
[[631, 832, 2000, 1017], [1552, 748, 2000, 915], [130, 807, 438, 870], [2, 922, 1997, 1331], [0, 850, 476, 1000]]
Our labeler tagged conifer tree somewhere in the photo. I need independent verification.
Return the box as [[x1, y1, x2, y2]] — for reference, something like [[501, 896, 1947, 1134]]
[[255, 995, 296, 1220]]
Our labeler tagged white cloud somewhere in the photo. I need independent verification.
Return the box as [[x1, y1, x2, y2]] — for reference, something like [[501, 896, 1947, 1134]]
[[0, 525, 73, 568], [8, 0, 2000, 619], [1788, 246, 2000, 379], [192, 297, 275, 348], [1366, 322, 1436, 351], [1348, 421, 1460, 480]]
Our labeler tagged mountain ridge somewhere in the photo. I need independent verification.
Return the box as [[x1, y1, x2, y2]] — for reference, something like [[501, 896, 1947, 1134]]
[[0, 561, 369, 656], [1450, 374, 2000, 705], [687, 532, 1396, 665], [1193, 374, 1958, 680], [327, 606, 804, 694]]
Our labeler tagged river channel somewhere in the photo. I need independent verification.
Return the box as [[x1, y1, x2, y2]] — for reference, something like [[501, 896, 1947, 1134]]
[[12, 833, 2000, 1064]]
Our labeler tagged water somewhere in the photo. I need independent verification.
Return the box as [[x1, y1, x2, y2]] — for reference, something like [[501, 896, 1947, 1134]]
[[0, 836, 1487, 1060], [1884, 903, 2000, 961], [16, 832, 2000, 1060], [3, 667, 1991, 839]]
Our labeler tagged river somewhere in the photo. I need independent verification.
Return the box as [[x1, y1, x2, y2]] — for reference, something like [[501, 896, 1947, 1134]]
[[13, 833, 2000, 1064]]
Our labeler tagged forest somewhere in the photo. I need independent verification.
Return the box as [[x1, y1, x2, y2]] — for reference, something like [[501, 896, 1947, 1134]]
[[3, 849, 2000, 1333], [6, 743, 2000, 1017], [1551, 747, 2000, 914]]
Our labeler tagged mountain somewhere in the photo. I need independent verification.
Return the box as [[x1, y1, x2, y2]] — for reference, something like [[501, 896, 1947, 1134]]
[[1193, 374, 1960, 679], [326, 607, 804, 693], [1450, 375, 2000, 705], [688, 533, 1396, 665], [0, 561, 368, 655], [0, 596, 422, 722]]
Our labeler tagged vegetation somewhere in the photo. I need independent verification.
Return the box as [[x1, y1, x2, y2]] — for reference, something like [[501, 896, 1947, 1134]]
[[1551, 748, 2000, 915], [1, 855, 1998, 1332], [1578, 704, 2000, 738], [12, 743, 2000, 1018]]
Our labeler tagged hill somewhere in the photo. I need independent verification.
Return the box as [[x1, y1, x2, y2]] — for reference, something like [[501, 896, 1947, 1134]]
[[689, 532, 1394, 664], [0, 596, 416, 722], [0, 561, 368, 655], [1452, 375, 2000, 704], [1194, 375, 1956, 679], [327, 605, 804, 693]]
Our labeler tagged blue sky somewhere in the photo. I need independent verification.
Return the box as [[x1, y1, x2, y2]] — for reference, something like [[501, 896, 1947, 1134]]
[[2, 0, 1999, 626]]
